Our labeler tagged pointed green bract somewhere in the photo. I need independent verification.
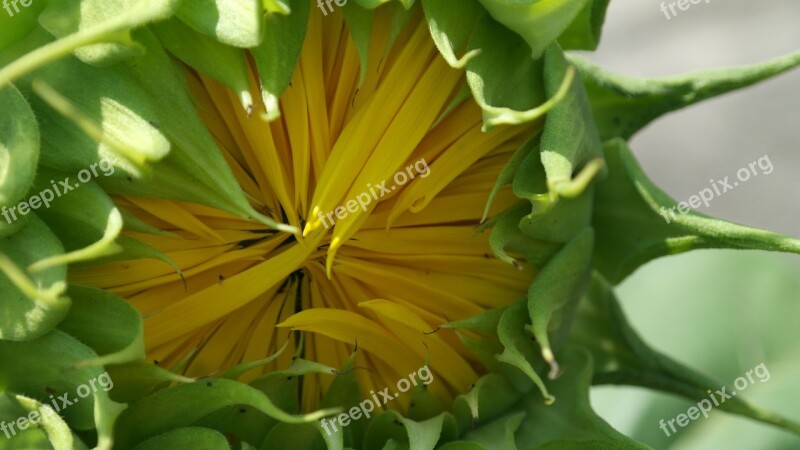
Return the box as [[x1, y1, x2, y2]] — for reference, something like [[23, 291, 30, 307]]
[[104, 361, 194, 404], [539, 45, 605, 200], [421, 0, 483, 69], [151, 17, 255, 111], [28, 172, 124, 271], [526, 228, 594, 378], [10, 394, 76, 450], [340, 1, 374, 87], [496, 299, 553, 404], [252, 0, 310, 121], [510, 348, 650, 449], [465, 15, 546, 129], [57, 285, 145, 367]]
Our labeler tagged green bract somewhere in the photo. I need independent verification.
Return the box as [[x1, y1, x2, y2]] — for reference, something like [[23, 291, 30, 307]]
[[1, 0, 799, 449]]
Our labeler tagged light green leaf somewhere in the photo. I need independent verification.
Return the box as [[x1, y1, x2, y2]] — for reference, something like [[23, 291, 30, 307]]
[[571, 51, 800, 140], [593, 139, 800, 284], [572, 273, 800, 437], [0, 84, 39, 230], [0, 215, 69, 342], [477, 0, 589, 59]]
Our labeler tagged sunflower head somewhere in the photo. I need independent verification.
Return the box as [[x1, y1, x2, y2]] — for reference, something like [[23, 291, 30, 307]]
[[2, 1, 800, 449]]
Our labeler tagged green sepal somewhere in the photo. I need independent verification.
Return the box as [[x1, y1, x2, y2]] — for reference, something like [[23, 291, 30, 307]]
[[495, 298, 553, 403], [57, 285, 145, 367], [421, 0, 483, 69], [571, 273, 800, 436], [28, 172, 124, 271], [251, 0, 309, 121], [526, 228, 594, 378], [176, 0, 263, 48], [104, 361, 194, 404], [571, 51, 800, 140], [593, 139, 800, 284], [465, 15, 545, 130], [447, 348, 648, 449], [112, 378, 338, 449], [485, 203, 560, 269], [451, 374, 522, 436], [0, 215, 69, 342], [131, 427, 232, 450], [151, 17, 254, 111], [0, 84, 40, 218], [0, 329, 127, 449], [539, 44, 605, 200], [556, 0, 611, 52], [507, 347, 650, 449], [477, 0, 589, 59]]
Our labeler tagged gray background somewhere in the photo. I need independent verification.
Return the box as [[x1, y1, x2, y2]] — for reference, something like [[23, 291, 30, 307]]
[[581, 0, 800, 237]]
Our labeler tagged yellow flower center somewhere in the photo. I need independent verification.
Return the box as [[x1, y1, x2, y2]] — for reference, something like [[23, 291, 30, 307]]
[[72, 7, 539, 412]]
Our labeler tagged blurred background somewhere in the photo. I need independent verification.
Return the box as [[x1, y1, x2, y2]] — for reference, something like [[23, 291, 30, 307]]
[[577, 1, 800, 449]]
